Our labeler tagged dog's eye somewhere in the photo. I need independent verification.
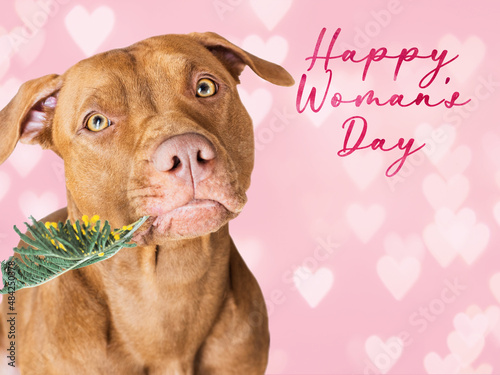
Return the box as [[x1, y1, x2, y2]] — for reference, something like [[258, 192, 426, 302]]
[[86, 114, 110, 132], [196, 78, 217, 97]]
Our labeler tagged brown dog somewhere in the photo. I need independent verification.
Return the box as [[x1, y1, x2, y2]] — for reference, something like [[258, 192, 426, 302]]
[[0, 32, 293, 374]]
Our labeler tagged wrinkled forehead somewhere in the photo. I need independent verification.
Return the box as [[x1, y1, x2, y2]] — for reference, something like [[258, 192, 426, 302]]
[[60, 35, 232, 111], [69, 34, 228, 76]]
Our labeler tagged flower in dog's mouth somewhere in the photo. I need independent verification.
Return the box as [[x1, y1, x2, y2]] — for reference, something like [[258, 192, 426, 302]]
[[44, 215, 136, 255], [0, 215, 148, 294]]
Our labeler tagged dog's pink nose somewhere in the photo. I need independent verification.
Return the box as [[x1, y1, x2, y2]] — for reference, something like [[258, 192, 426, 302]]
[[152, 133, 216, 184]]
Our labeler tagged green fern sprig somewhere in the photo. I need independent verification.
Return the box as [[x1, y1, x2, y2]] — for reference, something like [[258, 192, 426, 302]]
[[0, 215, 148, 294]]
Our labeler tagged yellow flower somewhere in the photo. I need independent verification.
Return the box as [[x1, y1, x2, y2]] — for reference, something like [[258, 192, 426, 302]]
[[45, 222, 58, 231], [71, 224, 82, 240], [98, 252, 104, 257], [82, 215, 90, 226], [90, 215, 100, 224]]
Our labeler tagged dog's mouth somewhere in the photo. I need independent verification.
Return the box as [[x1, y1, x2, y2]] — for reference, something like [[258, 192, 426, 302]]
[[132, 199, 234, 244]]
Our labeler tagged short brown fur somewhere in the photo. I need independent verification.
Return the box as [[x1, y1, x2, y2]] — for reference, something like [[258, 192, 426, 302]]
[[0, 32, 294, 374]]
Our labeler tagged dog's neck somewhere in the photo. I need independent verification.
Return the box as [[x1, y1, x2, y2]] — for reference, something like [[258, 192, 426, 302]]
[[60, 196, 233, 363], [64, 193, 232, 298]]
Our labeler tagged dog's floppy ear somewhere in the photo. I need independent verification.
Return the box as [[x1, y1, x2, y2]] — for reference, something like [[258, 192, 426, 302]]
[[0, 74, 63, 164], [189, 32, 295, 87]]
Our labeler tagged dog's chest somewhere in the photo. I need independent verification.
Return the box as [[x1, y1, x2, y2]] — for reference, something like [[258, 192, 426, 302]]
[[101, 246, 229, 364]]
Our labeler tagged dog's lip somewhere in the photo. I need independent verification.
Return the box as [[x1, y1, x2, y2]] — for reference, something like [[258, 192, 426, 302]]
[[153, 199, 224, 219], [129, 188, 241, 215], [132, 199, 231, 244]]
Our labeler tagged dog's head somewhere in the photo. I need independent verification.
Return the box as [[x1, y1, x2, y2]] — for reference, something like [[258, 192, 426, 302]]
[[0, 32, 294, 244]]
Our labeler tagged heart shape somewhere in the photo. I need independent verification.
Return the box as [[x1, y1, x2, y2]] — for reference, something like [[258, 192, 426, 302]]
[[238, 87, 273, 128], [423, 223, 458, 268], [346, 203, 385, 244], [433, 208, 489, 265], [364, 335, 403, 374], [249, 0, 293, 30], [423, 352, 461, 375], [422, 173, 469, 211], [8, 143, 43, 177], [15, 0, 42, 20], [436, 145, 471, 179], [342, 150, 384, 191], [293, 266, 333, 308], [13, 26, 46, 66], [438, 34, 486, 83], [457, 223, 489, 265], [65, 5, 115, 56], [242, 35, 288, 65], [414, 123, 456, 165], [377, 255, 421, 301], [453, 312, 489, 347], [447, 331, 484, 366], [465, 305, 500, 338], [18, 190, 60, 220], [460, 363, 493, 375], [377, 256, 421, 300], [384, 233, 425, 262]]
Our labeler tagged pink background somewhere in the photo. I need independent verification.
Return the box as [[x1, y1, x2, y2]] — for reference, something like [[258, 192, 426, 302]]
[[1, 0, 500, 374]]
